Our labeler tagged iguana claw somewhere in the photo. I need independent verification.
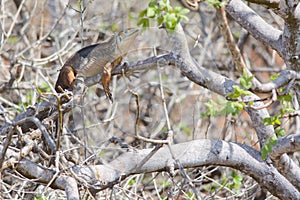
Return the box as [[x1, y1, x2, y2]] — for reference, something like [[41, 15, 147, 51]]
[[101, 62, 113, 102], [101, 56, 124, 102]]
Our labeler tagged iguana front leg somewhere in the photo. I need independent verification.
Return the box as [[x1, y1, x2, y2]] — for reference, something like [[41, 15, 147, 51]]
[[101, 56, 123, 102]]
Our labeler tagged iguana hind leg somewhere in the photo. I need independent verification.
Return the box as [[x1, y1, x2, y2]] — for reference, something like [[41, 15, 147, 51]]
[[101, 56, 123, 102]]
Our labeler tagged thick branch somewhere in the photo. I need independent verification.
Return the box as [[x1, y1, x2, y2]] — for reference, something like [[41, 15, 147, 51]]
[[270, 133, 300, 191], [272, 133, 300, 158], [226, 0, 283, 56], [244, 0, 280, 9], [16, 158, 79, 200], [253, 70, 300, 92], [72, 140, 299, 200]]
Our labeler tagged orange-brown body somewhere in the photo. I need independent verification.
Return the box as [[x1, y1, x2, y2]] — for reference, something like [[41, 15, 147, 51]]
[[55, 28, 138, 100]]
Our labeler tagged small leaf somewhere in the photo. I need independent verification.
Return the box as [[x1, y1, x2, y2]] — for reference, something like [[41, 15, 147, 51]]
[[180, 15, 189, 22], [166, 20, 174, 30], [137, 18, 149, 28], [147, 7, 156, 18], [179, 8, 190, 15], [263, 117, 271, 125], [138, 9, 147, 18], [261, 145, 268, 160], [240, 78, 246, 88], [278, 93, 292, 101], [157, 16, 164, 26], [7, 36, 19, 43], [269, 135, 278, 145], [270, 73, 279, 81], [240, 70, 253, 89], [274, 118, 281, 125], [148, 0, 157, 7], [275, 128, 286, 136], [174, 6, 181, 13]]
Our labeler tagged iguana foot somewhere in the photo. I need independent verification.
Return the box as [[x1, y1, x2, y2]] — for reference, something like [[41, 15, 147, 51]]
[[101, 57, 123, 102], [101, 62, 113, 102]]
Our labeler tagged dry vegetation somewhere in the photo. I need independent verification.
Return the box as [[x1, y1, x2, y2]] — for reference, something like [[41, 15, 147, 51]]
[[0, 0, 299, 199]]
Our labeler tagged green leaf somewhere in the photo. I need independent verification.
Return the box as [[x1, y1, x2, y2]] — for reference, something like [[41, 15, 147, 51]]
[[137, 0, 189, 30], [137, 18, 150, 28], [270, 73, 279, 81], [179, 8, 190, 15], [269, 135, 278, 145], [179, 123, 191, 136], [128, 178, 136, 186], [275, 128, 286, 136], [159, 0, 167, 7], [206, 0, 223, 7], [263, 115, 281, 126], [278, 93, 292, 101], [174, 6, 181, 13], [261, 135, 278, 160], [35, 195, 49, 200], [166, 20, 174, 30], [201, 100, 217, 117], [263, 117, 271, 125], [7, 36, 19, 44], [147, 7, 156, 18], [111, 24, 119, 31], [274, 118, 281, 125], [148, 0, 157, 7], [240, 70, 253, 89], [138, 9, 147, 18], [261, 145, 269, 160], [180, 15, 189, 22], [157, 16, 164, 25], [227, 85, 251, 99]]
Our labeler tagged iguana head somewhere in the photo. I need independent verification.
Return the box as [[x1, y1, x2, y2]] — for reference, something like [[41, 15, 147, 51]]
[[116, 28, 139, 53]]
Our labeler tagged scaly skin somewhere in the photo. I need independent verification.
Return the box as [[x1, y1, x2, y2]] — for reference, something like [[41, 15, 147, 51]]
[[55, 28, 139, 101]]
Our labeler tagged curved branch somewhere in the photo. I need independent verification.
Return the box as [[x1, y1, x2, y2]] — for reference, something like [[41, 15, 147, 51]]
[[226, 0, 283, 56], [253, 70, 300, 92], [16, 158, 79, 200], [71, 140, 299, 200], [272, 133, 300, 158]]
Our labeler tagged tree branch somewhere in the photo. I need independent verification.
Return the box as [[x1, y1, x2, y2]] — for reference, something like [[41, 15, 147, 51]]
[[16, 158, 79, 200], [226, 0, 283, 56], [272, 133, 300, 159], [244, 0, 280, 9], [269, 133, 300, 191], [71, 140, 299, 200]]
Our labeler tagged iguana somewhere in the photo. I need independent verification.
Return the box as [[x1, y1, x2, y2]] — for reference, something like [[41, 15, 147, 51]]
[[55, 28, 139, 101]]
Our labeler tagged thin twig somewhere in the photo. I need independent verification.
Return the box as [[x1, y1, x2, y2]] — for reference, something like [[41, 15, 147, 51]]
[[153, 47, 174, 143], [249, 89, 277, 110], [0, 126, 14, 170], [15, 0, 69, 58], [1, 0, 25, 48], [215, 4, 261, 89], [121, 69, 169, 144]]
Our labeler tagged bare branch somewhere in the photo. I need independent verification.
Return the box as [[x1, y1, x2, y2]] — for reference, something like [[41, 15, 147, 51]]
[[226, 0, 282, 56], [71, 140, 300, 200], [244, 0, 280, 9], [16, 158, 79, 200], [271, 133, 300, 159], [253, 70, 300, 92]]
